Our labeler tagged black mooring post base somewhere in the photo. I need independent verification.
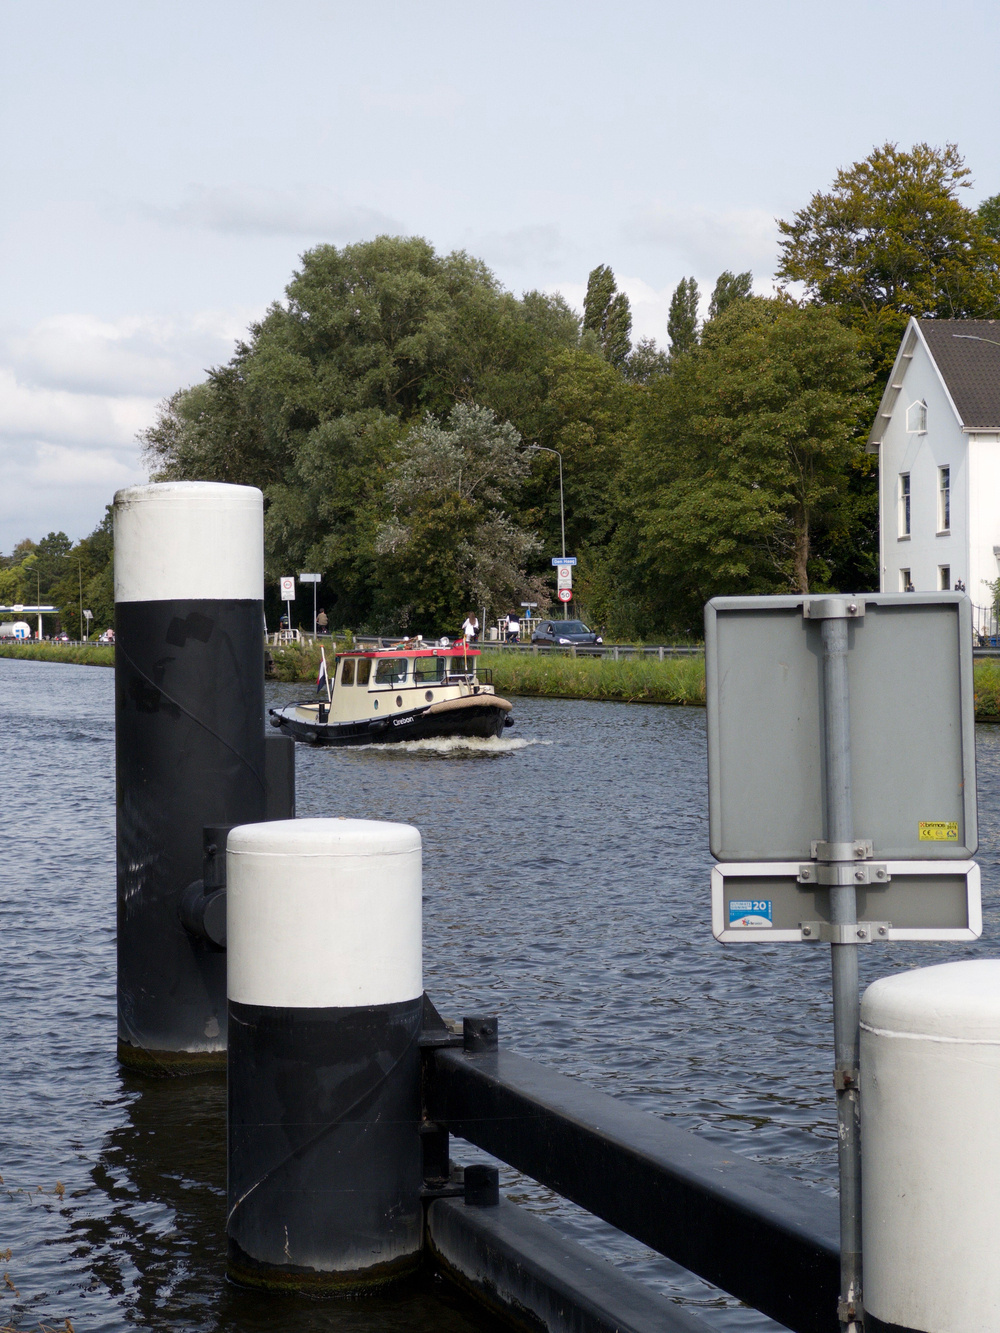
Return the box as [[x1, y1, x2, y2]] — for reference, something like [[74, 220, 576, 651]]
[[428, 1195, 718, 1333]]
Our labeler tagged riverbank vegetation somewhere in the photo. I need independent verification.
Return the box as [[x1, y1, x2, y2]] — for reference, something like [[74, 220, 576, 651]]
[[5, 144, 999, 643], [0, 642, 115, 667], [10, 641, 1000, 720], [131, 144, 1000, 640]]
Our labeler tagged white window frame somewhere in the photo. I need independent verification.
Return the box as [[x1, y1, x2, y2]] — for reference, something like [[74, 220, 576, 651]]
[[938, 466, 951, 534], [939, 565, 951, 591], [906, 400, 928, 434], [898, 472, 911, 538], [900, 568, 912, 592]]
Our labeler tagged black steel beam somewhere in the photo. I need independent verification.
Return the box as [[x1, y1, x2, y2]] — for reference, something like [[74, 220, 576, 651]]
[[428, 1194, 719, 1333], [426, 1047, 839, 1333]]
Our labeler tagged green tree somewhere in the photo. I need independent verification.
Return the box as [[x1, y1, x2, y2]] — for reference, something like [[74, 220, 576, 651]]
[[141, 237, 586, 630], [624, 336, 670, 383], [979, 193, 1000, 243], [667, 277, 700, 359], [375, 403, 544, 633], [602, 291, 633, 369], [523, 349, 638, 565], [615, 299, 870, 630], [581, 264, 633, 368], [777, 143, 1000, 376], [708, 270, 753, 320], [583, 265, 616, 337]]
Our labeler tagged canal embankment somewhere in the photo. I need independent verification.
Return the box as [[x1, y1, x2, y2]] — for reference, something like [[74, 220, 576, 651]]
[[11, 641, 1000, 719]]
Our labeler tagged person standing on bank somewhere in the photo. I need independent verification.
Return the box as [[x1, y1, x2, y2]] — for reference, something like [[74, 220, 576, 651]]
[[461, 614, 479, 642], [506, 612, 520, 644], [316, 609, 328, 633]]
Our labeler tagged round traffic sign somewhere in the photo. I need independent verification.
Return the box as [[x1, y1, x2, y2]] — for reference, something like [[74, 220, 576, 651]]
[[558, 588, 572, 602], [280, 576, 295, 598]]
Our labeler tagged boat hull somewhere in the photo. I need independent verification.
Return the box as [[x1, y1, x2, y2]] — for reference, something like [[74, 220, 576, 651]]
[[269, 698, 513, 747]]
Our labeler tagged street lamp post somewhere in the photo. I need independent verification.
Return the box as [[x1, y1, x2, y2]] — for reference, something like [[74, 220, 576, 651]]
[[529, 445, 568, 619]]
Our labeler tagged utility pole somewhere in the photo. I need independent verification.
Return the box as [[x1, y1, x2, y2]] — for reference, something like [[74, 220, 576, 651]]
[[529, 445, 568, 619]]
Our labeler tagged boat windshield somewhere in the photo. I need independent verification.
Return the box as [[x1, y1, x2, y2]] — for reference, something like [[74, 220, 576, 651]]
[[413, 656, 446, 683], [356, 658, 372, 686], [374, 657, 409, 685]]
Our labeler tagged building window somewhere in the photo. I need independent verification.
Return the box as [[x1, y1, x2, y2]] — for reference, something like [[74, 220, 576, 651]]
[[898, 473, 911, 537], [939, 565, 951, 591], [906, 400, 928, 434], [900, 568, 913, 592], [938, 466, 950, 532]]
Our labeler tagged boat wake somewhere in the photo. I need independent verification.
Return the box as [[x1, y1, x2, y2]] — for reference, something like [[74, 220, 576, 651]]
[[349, 735, 551, 758]]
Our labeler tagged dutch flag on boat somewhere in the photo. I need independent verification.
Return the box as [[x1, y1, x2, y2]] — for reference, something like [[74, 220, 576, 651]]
[[316, 645, 330, 697]]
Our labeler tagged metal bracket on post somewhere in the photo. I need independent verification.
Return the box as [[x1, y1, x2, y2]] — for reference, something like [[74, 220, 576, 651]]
[[800, 922, 891, 943], [798, 863, 889, 886], [802, 598, 866, 621], [811, 839, 873, 861]]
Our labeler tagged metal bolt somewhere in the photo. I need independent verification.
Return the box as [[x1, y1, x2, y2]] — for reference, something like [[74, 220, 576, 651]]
[[802, 926, 812, 936], [857, 928, 866, 939], [855, 870, 864, 881], [848, 603, 857, 613], [878, 926, 888, 936]]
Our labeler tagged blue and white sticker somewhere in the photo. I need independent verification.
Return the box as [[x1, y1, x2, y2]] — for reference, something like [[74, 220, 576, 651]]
[[729, 899, 773, 928]]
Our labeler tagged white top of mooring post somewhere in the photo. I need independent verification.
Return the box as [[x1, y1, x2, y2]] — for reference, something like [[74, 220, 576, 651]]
[[861, 959, 1000, 1042], [113, 481, 264, 603], [227, 818, 423, 1009]]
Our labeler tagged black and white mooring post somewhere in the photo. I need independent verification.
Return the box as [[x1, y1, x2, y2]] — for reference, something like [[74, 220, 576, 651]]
[[114, 481, 266, 1073], [226, 818, 424, 1293]]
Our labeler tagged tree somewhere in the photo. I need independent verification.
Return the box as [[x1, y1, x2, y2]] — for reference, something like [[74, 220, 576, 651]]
[[583, 265, 616, 337], [624, 336, 670, 383], [708, 270, 753, 320], [522, 349, 638, 565], [581, 264, 633, 368], [980, 193, 1000, 243], [614, 299, 870, 630], [140, 237, 589, 631], [374, 403, 545, 632], [602, 292, 632, 369], [667, 277, 699, 359], [776, 143, 1000, 375]]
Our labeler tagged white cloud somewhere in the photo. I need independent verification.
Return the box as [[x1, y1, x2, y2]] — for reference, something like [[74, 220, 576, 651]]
[[472, 224, 564, 270], [154, 185, 403, 240], [623, 206, 781, 282], [0, 309, 253, 549], [5, 311, 251, 397]]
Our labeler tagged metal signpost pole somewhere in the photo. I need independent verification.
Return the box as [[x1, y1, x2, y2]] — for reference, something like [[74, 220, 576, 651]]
[[817, 603, 862, 1332]]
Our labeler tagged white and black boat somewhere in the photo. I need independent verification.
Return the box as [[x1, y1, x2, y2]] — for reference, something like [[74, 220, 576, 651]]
[[268, 641, 514, 746]]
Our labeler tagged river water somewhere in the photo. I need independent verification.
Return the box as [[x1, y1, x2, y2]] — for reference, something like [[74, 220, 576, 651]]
[[5, 657, 1000, 1332]]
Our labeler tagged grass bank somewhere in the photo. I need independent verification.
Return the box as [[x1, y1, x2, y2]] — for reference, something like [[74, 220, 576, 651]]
[[0, 642, 115, 667], [478, 650, 706, 705], [973, 659, 1000, 721]]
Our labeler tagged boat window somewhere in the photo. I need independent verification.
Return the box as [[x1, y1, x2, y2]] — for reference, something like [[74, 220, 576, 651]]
[[413, 656, 446, 683], [374, 657, 409, 685], [356, 658, 372, 686], [340, 658, 355, 685]]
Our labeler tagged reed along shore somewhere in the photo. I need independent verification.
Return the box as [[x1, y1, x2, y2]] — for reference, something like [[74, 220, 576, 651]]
[[10, 640, 1000, 720]]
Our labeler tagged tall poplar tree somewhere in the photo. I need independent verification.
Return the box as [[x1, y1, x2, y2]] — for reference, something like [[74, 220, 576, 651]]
[[667, 277, 700, 358], [582, 264, 633, 367], [708, 270, 753, 320]]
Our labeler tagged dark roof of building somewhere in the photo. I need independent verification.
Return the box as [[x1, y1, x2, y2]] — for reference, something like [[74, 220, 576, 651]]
[[920, 320, 1000, 429]]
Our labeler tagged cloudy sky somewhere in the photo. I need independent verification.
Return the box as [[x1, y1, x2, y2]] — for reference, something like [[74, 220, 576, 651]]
[[2, 0, 998, 551]]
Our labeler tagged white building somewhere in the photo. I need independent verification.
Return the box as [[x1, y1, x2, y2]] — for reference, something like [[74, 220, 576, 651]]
[[869, 318, 1000, 625]]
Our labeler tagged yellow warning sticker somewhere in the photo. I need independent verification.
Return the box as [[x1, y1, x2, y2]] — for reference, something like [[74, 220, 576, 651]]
[[918, 821, 959, 842]]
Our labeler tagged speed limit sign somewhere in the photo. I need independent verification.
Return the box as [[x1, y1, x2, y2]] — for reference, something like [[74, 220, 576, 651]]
[[280, 576, 296, 599], [558, 588, 572, 602]]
